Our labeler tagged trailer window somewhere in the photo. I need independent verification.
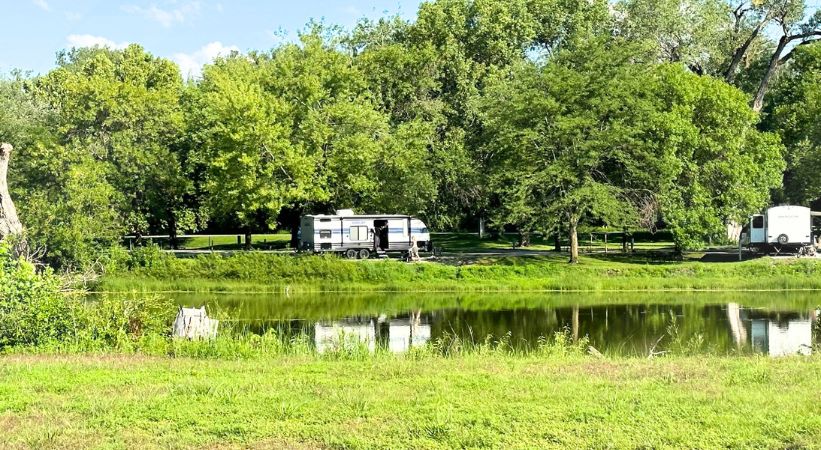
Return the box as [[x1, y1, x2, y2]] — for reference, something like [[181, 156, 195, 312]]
[[752, 216, 764, 229], [350, 226, 368, 241], [319, 230, 332, 239]]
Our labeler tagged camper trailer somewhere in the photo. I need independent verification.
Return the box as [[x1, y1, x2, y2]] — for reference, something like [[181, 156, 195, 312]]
[[299, 211, 432, 259], [741, 205, 815, 254]]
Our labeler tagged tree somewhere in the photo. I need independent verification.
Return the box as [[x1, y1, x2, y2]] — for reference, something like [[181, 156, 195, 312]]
[[190, 32, 436, 244], [765, 42, 821, 205], [480, 42, 657, 262], [36, 45, 193, 243], [0, 143, 23, 239], [750, 2, 821, 111], [615, 0, 732, 74], [480, 41, 784, 260]]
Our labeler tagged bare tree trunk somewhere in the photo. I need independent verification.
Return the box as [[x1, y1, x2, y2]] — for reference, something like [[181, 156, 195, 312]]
[[568, 217, 579, 264], [725, 19, 766, 83], [752, 35, 789, 112], [0, 143, 24, 239]]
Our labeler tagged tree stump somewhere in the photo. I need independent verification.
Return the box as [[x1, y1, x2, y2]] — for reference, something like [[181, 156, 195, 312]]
[[0, 143, 24, 239]]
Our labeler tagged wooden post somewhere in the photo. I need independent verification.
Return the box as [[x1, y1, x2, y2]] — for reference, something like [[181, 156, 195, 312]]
[[209, 236, 213, 252], [604, 233, 608, 254]]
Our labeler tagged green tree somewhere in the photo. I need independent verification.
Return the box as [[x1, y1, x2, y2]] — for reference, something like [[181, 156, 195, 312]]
[[480, 42, 658, 262], [480, 41, 784, 260], [36, 45, 194, 244], [191, 32, 437, 244], [765, 42, 821, 205]]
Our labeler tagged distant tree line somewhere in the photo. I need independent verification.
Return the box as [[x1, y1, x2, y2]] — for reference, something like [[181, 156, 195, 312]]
[[0, 0, 819, 266]]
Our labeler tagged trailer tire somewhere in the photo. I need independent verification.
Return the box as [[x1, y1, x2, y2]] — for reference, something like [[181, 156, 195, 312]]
[[777, 234, 789, 245], [359, 248, 371, 259], [345, 249, 358, 259]]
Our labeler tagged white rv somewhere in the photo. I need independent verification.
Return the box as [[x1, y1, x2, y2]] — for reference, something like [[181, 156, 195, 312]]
[[299, 211, 432, 259], [742, 205, 814, 254]]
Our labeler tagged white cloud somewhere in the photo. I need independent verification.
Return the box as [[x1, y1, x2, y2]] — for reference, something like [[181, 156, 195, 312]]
[[172, 41, 239, 79], [66, 34, 130, 50], [32, 0, 50, 12], [121, 1, 201, 28]]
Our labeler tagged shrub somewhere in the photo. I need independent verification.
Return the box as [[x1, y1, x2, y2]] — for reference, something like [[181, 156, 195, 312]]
[[0, 241, 78, 348]]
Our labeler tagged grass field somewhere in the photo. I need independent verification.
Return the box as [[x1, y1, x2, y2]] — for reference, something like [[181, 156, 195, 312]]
[[1, 353, 819, 449], [104, 246, 821, 293]]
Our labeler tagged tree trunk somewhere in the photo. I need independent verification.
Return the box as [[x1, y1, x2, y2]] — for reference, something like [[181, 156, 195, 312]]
[[245, 230, 252, 250], [568, 218, 579, 264], [725, 19, 766, 83], [752, 35, 788, 112], [0, 143, 24, 239], [554, 223, 562, 252], [168, 212, 179, 250], [622, 228, 629, 253]]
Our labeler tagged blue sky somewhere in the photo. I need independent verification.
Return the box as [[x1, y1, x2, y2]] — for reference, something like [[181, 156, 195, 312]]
[[0, 0, 423, 77]]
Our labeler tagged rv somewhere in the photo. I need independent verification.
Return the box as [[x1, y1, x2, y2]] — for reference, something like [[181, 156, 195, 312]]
[[741, 205, 815, 254], [299, 211, 432, 259]]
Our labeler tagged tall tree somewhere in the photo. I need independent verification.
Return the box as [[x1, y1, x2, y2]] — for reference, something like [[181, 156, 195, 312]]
[[765, 42, 821, 204], [480, 42, 657, 262], [480, 41, 784, 260], [37, 45, 193, 242]]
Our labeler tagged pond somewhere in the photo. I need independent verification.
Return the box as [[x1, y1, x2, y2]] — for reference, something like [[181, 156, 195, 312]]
[[166, 291, 820, 357]]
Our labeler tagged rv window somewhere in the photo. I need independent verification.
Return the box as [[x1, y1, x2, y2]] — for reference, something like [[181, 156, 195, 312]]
[[350, 226, 368, 241], [319, 230, 332, 239], [320, 219, 332, 223], [752, 216, 764, 229]]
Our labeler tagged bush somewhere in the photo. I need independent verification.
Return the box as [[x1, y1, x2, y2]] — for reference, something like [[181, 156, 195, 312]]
[[0, 242, 78, 348], [77, 294, 177, 350]]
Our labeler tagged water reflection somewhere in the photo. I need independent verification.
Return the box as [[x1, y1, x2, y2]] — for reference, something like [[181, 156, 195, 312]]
[[728, 303, 815, 356], [165, 292, 820, 357], [314, 312, 431, 353]]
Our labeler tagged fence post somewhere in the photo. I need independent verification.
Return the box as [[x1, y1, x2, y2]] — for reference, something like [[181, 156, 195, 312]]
[[604, 233, 608, 254]]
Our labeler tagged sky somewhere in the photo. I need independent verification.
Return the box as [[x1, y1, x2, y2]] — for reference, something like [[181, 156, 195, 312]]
[[0, 0, 424, 77]]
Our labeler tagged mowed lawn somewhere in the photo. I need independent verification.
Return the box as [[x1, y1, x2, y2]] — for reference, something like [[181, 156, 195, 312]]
[[1, 354, 820, 449]]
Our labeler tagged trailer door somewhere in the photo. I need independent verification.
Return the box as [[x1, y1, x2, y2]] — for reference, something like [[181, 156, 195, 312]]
[[750, 215, 765, 243]]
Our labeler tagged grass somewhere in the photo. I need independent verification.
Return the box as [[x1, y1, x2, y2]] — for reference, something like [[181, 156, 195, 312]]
[[1, 352, 820, 449], [128, 233, 292, 251], [104, 247, 821, 293]]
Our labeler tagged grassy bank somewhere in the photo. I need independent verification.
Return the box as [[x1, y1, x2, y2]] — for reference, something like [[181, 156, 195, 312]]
[[2, 352, 819, 449], [102, 248, 821, 293]]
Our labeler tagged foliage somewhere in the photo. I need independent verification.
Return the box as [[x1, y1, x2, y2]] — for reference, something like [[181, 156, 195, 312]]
[[480, 40, 783, 253], [765, 42, 821, 205], [2, 0, 820, 268], [0, 242, 73, 347]]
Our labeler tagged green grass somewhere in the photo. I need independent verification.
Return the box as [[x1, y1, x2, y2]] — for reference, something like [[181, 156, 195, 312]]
[[432, 232, 676, 253], [1, 352, 819, 449], [104, 249, 821, 293], [128, 233, 292, 251]]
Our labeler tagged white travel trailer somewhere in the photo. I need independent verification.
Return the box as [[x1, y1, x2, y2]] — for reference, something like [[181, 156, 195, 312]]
[[741, 205, 815, 254], [299, 210, 432, 259]]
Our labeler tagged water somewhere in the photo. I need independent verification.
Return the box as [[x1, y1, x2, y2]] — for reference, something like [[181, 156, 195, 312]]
[[166, 292, 820, 357]]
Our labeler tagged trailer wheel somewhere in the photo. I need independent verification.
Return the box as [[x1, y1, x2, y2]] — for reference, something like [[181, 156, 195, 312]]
[[345, 249, 358, 259], [359, 248, 371, 259], [777, 234, 789, 245]]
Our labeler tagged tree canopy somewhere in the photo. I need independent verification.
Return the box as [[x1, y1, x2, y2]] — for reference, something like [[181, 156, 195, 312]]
[[1, 0, 819, 267]]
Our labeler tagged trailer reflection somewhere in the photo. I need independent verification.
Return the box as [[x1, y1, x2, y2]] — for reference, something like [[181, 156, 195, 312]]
[[314, 311, 431, 353]]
